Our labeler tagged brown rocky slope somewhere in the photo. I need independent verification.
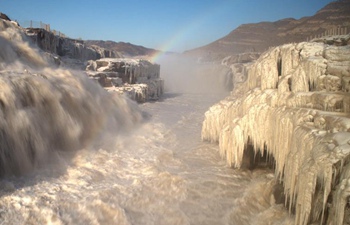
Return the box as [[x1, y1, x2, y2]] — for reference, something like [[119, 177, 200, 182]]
[[186, 0, 350, 58], [85, 40, 161, 58]]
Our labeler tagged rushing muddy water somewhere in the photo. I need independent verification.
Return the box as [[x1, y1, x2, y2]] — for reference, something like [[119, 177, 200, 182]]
[[0, 18, 295, 225], [0, 91, 295, 225]]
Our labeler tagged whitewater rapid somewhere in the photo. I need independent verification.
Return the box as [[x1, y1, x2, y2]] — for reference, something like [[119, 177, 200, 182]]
[[0, 92, 294, 225]]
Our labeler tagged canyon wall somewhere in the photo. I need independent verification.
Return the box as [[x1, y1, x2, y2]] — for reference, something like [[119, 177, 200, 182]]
[[202, 36, 350, 224]]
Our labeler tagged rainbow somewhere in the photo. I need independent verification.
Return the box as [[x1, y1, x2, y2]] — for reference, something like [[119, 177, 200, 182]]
[[149, 27, 190, 63], [149, 2, 229, 63]]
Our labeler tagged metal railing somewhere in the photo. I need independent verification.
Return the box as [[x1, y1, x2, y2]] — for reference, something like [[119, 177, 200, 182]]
[[306, 26, 349, 41], [20, 20, 66, 38]]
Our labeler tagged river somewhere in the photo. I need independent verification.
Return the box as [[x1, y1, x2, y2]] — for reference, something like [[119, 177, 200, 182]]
[[0, 89, 295, 225]]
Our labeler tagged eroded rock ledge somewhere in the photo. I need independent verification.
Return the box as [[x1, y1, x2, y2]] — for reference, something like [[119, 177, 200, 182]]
[[201, 37, 350, 224], [86, 58, 164, 103], [25, 28, 122, 69]]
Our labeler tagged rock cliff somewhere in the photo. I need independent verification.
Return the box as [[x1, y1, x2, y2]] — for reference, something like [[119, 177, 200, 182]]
[[86, 58, 163, 103], [25, 28, 122, 68], [201, 36, 350, 224]]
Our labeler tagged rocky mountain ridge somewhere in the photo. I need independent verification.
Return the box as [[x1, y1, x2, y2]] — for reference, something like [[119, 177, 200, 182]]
[[186, 0, 350, 58], [85, 40, 161, 58]]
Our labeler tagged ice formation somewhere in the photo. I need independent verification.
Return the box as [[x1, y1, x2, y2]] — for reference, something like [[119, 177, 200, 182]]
[[0, 15, 143, 176], [86, 58, 164, 102], [202, 38, 350, 224], [25, 28, 121, 66]]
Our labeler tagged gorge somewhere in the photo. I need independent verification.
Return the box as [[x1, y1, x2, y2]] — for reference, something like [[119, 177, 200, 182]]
[[0, 1, 350, 224]]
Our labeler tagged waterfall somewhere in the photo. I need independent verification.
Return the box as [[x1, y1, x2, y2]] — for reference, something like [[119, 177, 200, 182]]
[[0, 17, 143, 176]]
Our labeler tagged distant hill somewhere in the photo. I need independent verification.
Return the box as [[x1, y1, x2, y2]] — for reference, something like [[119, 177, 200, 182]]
[[185, 0, 350, 57], [85, 40, 161, 58]]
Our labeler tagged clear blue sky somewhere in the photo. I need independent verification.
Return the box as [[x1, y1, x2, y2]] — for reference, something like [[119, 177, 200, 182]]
[[2, 0, 334, 52]]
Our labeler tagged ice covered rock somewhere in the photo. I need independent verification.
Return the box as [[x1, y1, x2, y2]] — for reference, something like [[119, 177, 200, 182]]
[[25, 28, 120, 60], [221, 52, 260, 66], [24, 28, 122, 68], [202, 40, 350, 224], [86, 58, 163, 103]]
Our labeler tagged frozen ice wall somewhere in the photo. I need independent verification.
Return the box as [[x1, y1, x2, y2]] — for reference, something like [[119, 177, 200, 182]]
[[202, 38, 350, 224], [0, 17, 143, 176], [86, 58, 164, 102]]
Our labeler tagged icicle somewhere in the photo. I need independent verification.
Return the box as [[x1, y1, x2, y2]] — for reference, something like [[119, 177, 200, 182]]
[[201, 41, 350, 225]]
